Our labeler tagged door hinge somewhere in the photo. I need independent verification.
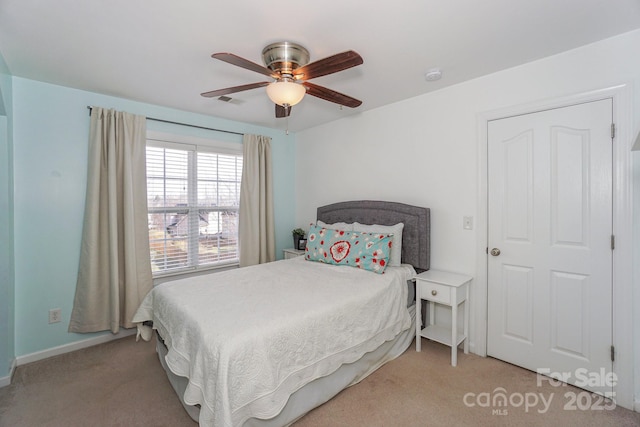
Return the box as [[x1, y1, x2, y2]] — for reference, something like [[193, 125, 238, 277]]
[[486, 247, 488, 254], [611, 235, 615, 250], [611, 123, 616, 139], [611, 345, 615, 362]]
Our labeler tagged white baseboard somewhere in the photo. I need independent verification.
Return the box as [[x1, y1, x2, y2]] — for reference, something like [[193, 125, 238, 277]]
[[15, 329, 136, 367], [0, 358, 17, 388]]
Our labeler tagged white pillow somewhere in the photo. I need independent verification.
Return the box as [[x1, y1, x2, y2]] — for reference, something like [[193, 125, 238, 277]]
[[352, 222, 404, 266], [316, 220, 353, 231]]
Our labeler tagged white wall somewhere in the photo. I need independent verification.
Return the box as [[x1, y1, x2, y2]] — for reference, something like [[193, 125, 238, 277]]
[[634, 148, 640, 411], [296, 29, 640, 409]]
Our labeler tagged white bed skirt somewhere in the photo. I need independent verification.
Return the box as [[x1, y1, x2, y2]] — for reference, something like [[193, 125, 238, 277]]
[[156, 305, 416, 426]]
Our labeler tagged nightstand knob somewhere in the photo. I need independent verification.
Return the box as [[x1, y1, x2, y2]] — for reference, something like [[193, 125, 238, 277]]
[[431, 290, 437, 296]]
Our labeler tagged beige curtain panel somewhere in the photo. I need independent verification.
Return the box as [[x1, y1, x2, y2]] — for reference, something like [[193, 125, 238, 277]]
[[69, 107, 153, 333], [239, 134, 276, 267]]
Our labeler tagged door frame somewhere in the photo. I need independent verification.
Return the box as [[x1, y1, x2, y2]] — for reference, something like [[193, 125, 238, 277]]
[[474, 85, 633, 409]]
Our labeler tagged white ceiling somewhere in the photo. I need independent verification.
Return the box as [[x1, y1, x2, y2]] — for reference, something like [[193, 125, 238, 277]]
[[1, 0, 640, 132]]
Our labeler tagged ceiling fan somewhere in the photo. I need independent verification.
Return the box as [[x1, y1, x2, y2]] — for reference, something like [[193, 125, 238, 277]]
[[201, 42, 363, 118]]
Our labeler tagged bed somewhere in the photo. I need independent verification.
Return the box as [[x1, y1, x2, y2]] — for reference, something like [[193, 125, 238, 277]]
[[133, 200, 430, 426]]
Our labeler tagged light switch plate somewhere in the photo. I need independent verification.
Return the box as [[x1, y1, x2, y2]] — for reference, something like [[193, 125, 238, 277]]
[[463, 216, 473, 230]]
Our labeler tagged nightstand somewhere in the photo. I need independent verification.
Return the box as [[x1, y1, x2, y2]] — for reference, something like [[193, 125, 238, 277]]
[[415, 269, 472, 366], [283, 248, 305, 259]]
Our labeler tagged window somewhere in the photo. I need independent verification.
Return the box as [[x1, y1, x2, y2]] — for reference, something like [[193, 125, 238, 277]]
[[146, 134, 242, 275]]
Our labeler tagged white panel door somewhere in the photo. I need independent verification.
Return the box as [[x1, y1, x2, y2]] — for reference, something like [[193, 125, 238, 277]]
[[487, 99, 613, 397]]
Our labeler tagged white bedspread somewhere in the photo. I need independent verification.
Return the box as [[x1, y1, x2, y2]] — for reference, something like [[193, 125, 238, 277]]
[[133, 257, 414, 427]]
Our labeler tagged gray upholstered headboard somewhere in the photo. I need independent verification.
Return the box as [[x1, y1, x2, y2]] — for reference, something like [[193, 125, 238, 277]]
[[317, 200, 430, 272]]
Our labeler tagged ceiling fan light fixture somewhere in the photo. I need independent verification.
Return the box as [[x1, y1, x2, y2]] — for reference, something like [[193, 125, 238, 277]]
[[266, 80, 306, 106], [205, 43, 363, 118]]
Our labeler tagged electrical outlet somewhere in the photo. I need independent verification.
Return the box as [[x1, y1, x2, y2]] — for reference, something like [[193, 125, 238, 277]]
[[49, 308, 62, 324], [463, 216, 473, 230]]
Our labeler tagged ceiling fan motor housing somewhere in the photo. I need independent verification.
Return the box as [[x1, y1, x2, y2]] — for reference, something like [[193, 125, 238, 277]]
[[262, 42, 310, 77]]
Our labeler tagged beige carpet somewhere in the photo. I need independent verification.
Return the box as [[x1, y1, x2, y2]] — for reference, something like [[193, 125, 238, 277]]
[[1, 335, 638, 427]]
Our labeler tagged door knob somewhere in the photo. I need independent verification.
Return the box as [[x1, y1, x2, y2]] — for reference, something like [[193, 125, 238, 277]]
[[490, 248, 501, 256]]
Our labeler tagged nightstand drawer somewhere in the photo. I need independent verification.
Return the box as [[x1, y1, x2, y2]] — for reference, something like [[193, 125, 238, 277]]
[[418, 281, 451, 305]]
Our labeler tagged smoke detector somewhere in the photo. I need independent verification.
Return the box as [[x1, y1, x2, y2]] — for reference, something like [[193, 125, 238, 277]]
[[424, 68, 442, 82]]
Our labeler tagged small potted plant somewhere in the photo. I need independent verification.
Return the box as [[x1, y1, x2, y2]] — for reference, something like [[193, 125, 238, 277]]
[[292, 228, 306, 250]]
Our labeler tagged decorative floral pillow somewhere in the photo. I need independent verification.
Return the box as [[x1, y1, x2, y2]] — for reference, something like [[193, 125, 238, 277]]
[[305, 224, 392, 274], [352, 222, 404, 267]]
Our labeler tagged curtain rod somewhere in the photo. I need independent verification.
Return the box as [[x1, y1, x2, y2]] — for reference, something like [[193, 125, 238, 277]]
[[86, 106, 243, 136]]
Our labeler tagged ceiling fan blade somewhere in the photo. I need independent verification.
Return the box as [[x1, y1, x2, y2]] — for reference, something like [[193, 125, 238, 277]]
[[275, 104, 292, 118], [201, 82, 269, 98], [212, 53, 279, 78], [293, 50, 363, 80], [302, 82, 362, 108]]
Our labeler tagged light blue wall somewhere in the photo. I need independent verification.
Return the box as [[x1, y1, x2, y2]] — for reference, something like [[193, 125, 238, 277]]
[[12, 77, 296, 356], [0, 53, 15, 379]]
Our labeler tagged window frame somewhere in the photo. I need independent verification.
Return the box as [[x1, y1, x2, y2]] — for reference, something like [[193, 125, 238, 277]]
[[146, 131, 243, 278]]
